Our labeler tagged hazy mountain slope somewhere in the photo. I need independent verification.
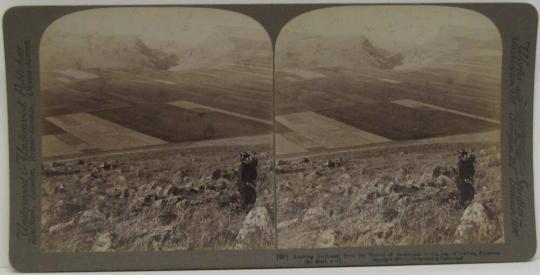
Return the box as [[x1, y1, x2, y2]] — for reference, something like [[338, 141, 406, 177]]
[[40, 25, 272, 71], [276, 32, 404, 70]]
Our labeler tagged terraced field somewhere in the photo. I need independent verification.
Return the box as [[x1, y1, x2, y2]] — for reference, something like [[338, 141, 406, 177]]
[[41, 62, 274, 158]]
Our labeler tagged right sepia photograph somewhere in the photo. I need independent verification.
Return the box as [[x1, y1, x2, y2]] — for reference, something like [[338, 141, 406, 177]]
[[275, 6, 503, 248]]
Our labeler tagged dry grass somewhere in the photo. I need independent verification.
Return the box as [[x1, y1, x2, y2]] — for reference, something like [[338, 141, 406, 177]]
[[277, 142, 503, 248], [42, 145, 274, 252]]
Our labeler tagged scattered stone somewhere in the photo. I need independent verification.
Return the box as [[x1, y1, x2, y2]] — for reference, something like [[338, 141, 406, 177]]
[[115, 175, 127, 184], [215, 178, 230, 191], [332, 173, 352, 194], [80, 173, 96, 185], [388, 182, 420, 195], [171, 170, 187, 184], [432, 165, 455, 179], [79, 209, 105, 226], [48, 220, 75, 235], [277, 218, 298, 231], [302, 206, 326, 222], [325, 158, 343, 168], [374, 224, 394, 240], [54, 184, 67, 193], [434, 175, 453, 187], [98, 162, 113, 170], [236, 207, 274, 249], [92, 232, 113, 252], [454, 202, 501, 244], [317, 229, 336, 248]]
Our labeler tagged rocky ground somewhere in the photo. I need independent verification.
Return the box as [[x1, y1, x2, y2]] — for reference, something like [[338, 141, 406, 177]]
[[42, 145, 275, 252], [42, 139, 504, 252], [276, 141, 503, 248]]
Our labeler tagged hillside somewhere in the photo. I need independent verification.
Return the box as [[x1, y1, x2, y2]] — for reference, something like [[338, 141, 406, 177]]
[[277, 140, 503, 248], [42, 145, 275, 251]]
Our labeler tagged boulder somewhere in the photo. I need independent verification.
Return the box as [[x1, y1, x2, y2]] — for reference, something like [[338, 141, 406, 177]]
[[454, 202, 501, 244], [236, 207, 274, 249]]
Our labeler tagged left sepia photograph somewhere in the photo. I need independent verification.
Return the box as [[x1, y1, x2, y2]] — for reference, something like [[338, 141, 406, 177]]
[[40, 7, 275, 252]]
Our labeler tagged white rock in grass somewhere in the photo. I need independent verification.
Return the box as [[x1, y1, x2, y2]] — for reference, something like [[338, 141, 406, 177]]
[[454, 203, 501, 244], [92, 232, 113, 252], [236, 207, 274, 249], [316, 229, 336, 248]]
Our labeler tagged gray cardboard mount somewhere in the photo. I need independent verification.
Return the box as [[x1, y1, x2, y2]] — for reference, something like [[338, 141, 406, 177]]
[[3, 3, 538, 272]]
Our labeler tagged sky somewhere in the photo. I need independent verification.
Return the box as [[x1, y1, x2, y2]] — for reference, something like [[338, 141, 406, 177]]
[[43, 7, 268, 46], [279, 5, 501, 50], [43, 6, 501, 52]]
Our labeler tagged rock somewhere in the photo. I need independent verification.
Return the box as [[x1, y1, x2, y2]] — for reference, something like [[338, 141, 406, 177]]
[[388, 182, 420, 195], [54, 184, 67, 193], [92, 232, 113, 252], [332, 173, 352, 194], [98, 162, 113, 170], [80, 173, 96, 185], [432, 165, 455, 179], [302, 206, 326, 222], [211, 178, 228, 191], [317, 229, 336, 248], [454, 203, 501, 244], [236, 207, 274, 249], [434, 175, 453, 187], [374, 224, 394, 240], [115, 175, 127, 184], [79, 209, 105, 226], [172, 170, 186, 184], [305, 170, 322, 182], [48, 220, 75, 234], [325, 158, 343, 168], [277, 218, 298, 230]]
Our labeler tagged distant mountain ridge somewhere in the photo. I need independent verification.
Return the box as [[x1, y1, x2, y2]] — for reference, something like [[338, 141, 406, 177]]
[[276, 24, 501, 71], [276, 32, 404, 70]]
